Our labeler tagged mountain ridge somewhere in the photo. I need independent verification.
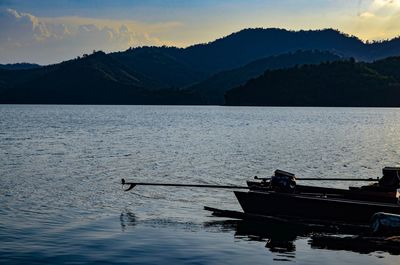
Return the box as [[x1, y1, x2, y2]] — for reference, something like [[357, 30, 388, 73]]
[[224, 58, 400, 107], [185, 50, 342, 104], [2, 27, 400, 105], [0, 63, 41, 70]]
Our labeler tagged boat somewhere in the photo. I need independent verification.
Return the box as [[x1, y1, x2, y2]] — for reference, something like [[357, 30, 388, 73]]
[[246, 168, 400, 204], [122, 167, 400, 226], [234, 190, 400, 224], [234, 168, 400, 224], [247, 181, 400, 203]]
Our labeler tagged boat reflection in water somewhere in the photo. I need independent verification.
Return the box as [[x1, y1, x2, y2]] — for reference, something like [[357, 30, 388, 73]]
[[310, 233, 400, 255], [204, 219, 305, 261], [203, 218, 400, 257], [119, 209, 399, 264]]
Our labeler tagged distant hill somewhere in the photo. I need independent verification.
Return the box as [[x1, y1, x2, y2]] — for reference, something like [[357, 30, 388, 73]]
[[180, 28, 362, 72], [225, 58, 400, 107], [186, 50, 342, 104], [368, 56, 400, 80], [2, 28, 400, 105], [0, 51, 201, 104], [109, 28, 400, 90], [0, 63, 41, 70], [111, 47, 207, 89]]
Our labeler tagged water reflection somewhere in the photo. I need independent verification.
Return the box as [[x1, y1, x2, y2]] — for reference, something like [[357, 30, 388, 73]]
[[120, 211, 137, 231], [204, 219, 307, 261], [204, 218, 400, 257], [310, 234, 400, 255], [116, 211, 400, 264]]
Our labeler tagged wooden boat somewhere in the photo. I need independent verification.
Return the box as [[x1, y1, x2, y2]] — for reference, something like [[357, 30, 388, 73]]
[[235, 168, 400, 224], [247, 181, 399, 203], [246, 168, 400, 204], [122, 167, 400, 224], [204, 206, 370, 234], [234, 190, 400, 224]]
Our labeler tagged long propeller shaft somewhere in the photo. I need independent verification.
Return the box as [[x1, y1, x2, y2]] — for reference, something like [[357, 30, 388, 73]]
[[254, 176, 379, 181], [121, 179, 248, 191]]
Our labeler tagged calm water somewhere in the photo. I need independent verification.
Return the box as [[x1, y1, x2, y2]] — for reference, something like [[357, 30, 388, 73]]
[[1, 105, 400, 264]]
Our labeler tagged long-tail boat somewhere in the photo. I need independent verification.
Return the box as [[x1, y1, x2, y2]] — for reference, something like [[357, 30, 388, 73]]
[[122, 167, 400, 226], [235, 168, 400, 224], [247, 168, 400, 203]]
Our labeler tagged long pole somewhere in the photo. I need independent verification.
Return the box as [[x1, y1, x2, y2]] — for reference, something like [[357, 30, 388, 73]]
[[121, 179, 248, 191], [254, 176, 379, 181], [122, 176, 379, 191]]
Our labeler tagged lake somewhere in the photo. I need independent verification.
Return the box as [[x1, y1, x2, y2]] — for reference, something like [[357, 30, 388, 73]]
[[0, 105, 399, 264]]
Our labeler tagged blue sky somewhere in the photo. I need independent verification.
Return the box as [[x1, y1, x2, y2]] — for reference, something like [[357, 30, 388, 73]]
[[1, 0, 400, 64], [0, 1, 363, 22]]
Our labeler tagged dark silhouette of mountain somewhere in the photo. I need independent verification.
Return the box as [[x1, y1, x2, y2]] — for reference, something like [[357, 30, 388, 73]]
[[0, 65, 51, 94], [225, 59, 400, 107], [0, 51, 202, 104], [112, 46, 208, 89], [368, 56, 400, 80], [107, 28, 363, 88], [108, 28, 400, 90], [368, 37, 400, 60], [180, 28, 362, 72], [2, 28, 400, 105], [186, 50, 342, 104], [0, 63, 41, 70]]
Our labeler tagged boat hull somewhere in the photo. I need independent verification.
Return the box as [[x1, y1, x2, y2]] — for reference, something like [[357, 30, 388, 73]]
[[234, 191, 400, 224], [246, 181, 399, 203]]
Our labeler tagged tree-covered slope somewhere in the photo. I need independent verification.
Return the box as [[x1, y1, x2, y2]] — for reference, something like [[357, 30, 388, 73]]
[[186, 50, 341, 104], [225, 59, 400, 107], [0, 51, 201, 104]]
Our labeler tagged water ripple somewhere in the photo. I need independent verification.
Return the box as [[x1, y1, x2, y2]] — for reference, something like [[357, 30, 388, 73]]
[[1, 105, 400, 264]]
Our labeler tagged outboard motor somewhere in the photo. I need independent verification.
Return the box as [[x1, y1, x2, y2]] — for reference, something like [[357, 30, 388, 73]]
[[270, 169, 296, 193], [379, 167, 400, 190]]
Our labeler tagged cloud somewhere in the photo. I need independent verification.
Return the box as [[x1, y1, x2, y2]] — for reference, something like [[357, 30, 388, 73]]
[[0, 8, 181, 64], [0, 8, 47, 45], [358, 11, 376, 19], [369, 0, 400, 14], [345, 0, 400, 41]]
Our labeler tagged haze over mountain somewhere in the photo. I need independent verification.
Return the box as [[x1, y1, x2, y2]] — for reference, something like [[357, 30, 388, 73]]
[[2, 28, 400, 105], [225, 58, 400, 107]]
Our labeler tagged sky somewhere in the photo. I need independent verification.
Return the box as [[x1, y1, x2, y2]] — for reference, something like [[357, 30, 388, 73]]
[[1, 0, 400, 64]]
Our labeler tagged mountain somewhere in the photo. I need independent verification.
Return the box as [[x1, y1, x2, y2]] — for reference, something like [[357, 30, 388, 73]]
[[111, 46, 207, 89], [110, 28, 400, 85], [107, 28, 400, 91], [3, 28, 400, 105], [186, 50, 342, 104], [106, 28, 364, 89], [224, 59, 400, 107], [368, 56, 400, 80], [0, 51, 201, 104], [180, 28, 362, 72], [0, 63, 41, 70]]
